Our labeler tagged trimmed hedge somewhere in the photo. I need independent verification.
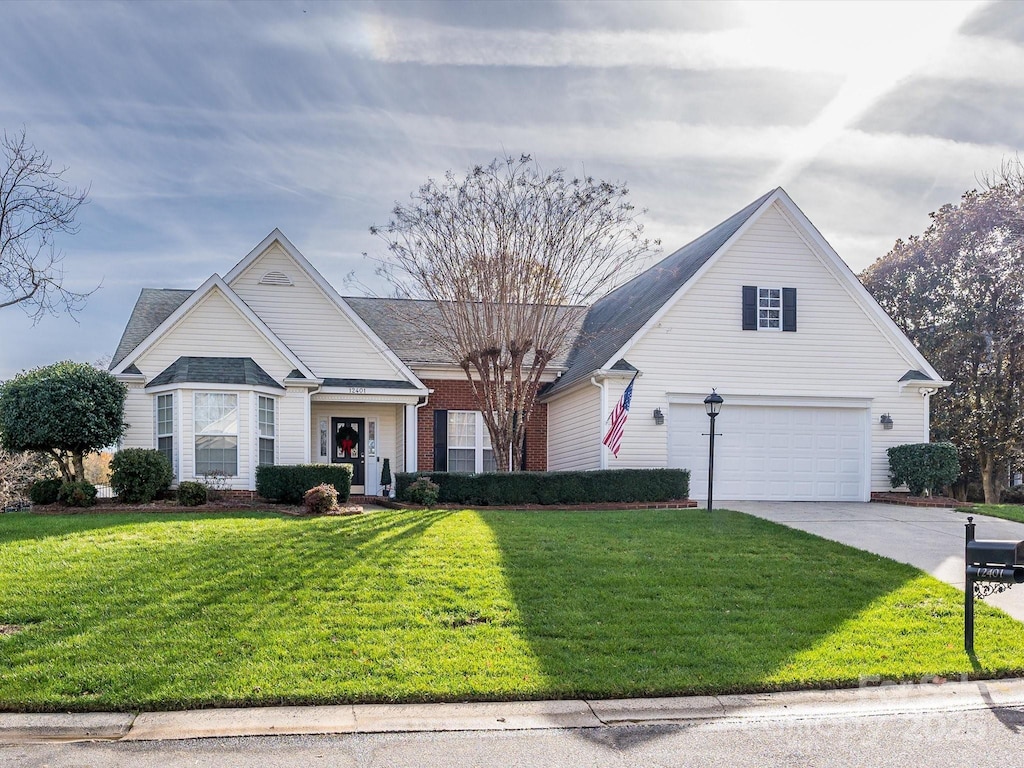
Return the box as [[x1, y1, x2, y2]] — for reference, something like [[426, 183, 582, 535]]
[[888, 442, 960, 496], [395, 468, 690, 506], [110, 448, 172, 503], [177, 481, 208, 507], [58, 480, 97, 507], [256, 464, 352, 504], [29, 478, 62, 505]]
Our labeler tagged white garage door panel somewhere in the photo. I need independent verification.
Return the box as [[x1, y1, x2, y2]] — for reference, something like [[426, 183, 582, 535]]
[[669, 403, 868, 501]]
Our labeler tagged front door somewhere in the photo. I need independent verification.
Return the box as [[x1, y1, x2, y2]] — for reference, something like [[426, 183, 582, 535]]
[[331, 417, 365, 486]]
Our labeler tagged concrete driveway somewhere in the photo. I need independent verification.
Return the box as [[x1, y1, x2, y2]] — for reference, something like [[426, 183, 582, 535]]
[[721, 501, 1024, 623]]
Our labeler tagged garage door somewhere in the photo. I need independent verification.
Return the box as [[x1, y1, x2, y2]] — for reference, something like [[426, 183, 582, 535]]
[[669, 402, 868, 501]]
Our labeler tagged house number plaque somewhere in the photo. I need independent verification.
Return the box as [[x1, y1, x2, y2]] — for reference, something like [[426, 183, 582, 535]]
[[348, 387, 367, 394]]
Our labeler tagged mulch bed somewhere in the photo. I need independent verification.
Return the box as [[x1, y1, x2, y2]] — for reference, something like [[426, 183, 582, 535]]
[[871, 492, 970, 508], [24, 498, 364, 517]]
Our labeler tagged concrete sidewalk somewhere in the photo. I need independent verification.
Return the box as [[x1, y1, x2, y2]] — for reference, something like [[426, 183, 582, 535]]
[[2, 678, 1023, 744], [722, 501, 1024, 622]]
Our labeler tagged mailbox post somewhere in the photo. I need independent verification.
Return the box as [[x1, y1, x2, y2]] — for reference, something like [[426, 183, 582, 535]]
[[963, 516, 1024, 653]]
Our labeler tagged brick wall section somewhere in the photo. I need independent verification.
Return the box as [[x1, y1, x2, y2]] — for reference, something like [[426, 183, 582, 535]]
[[418, 378, 548, 471]]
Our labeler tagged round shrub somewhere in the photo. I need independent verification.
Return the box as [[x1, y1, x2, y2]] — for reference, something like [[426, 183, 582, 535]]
[[109, 448, 172, 503], [303, 483, 339, 515], [405, 477, 440, 507], [29, 478, 63, 505], [58, 480, 97, 507], [177, 481, 208, 507]]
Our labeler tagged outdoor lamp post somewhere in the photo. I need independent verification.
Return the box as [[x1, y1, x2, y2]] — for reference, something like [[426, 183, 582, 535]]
[[704, 390, 724, 511]]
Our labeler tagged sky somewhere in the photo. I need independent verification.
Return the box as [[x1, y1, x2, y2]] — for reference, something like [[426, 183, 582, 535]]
[[1, 0, 1022, 380]]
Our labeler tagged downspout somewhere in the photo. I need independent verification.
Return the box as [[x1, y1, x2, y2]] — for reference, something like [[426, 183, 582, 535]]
[[592, 376, 608, 470], [407, 391, 431, 479]]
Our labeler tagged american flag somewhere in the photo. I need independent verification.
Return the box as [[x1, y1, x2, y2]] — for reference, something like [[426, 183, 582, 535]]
[[602, 373, 637, 457]]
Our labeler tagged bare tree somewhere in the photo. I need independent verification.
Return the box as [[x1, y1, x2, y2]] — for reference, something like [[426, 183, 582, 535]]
[[371, 155, 658, 471], [1, 128, 92, 320]]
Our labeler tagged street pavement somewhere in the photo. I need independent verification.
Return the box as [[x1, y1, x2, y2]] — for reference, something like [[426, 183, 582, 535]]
[[722, 501, 1024, 622]]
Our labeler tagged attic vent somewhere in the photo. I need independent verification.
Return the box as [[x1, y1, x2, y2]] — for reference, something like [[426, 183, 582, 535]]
[[259, 271, 293, 286]]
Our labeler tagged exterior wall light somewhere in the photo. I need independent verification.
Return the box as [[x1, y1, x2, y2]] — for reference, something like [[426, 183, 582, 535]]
[[653, 408, 665, 425], [880, 413, 894, 430]]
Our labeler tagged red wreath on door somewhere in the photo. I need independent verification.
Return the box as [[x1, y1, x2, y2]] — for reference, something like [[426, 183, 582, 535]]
[[337, 424, 359, 458]]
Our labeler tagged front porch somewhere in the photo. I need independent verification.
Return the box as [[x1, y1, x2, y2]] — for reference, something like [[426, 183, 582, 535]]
[[309, 384, 423, 496]]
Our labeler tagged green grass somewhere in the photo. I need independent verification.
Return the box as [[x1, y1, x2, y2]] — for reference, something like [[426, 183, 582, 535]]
[[1, 508, 1022, 711], [962, 504, 1024, 524]]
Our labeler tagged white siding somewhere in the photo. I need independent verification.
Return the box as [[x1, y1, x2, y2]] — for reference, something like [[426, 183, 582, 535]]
[[134, 287, 293, 381], [277, 388, 308, 466], [547, 383, 603, 471], [230, 245, 403, 380], [611, 201, 928, 493], [121, 384, 152, 450]]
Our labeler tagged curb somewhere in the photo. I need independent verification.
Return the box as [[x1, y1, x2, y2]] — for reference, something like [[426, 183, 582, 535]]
[[3, 678, 1024, 744]]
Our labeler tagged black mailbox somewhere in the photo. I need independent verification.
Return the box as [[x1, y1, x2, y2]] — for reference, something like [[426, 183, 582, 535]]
[[964, 518, 1024, 652], [966, 539, 1024, 584]]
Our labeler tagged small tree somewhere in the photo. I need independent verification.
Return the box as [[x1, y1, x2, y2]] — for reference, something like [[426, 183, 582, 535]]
[[1, 128, 92, 320], [0, 361, 127, 482], [372, 155, 658, 470]]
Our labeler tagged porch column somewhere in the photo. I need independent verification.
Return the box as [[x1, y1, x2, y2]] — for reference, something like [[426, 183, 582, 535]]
[[405, 403, 418, 473]]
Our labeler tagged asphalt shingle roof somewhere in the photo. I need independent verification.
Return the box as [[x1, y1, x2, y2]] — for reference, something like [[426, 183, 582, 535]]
[[321, 378, 421, 390], [544, 189, 776, 397], [111, 288, 193, 368], [146, 357, 284, 389], [344, 297, 584, 369]]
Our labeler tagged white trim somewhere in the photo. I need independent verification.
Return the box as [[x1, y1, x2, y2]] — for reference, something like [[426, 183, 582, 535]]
[[304, 392, 312, 463], [112, 275, 316, 380], [145, 382, 285, 397], [317, 384, 429, 397], [667, 392, 873, 409], [224, 229, 426, 391], [594, 376, 609, 470], [899, 379, 952, 394], [405, 404, 418, 473]]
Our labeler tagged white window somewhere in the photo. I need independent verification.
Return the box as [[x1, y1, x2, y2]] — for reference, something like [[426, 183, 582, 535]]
[[194, 393, 238, 477], [448, 411, 496, 473], [156, 393, 175, 477], [258, 396, 275, 467], [758, 287, 782, 330]]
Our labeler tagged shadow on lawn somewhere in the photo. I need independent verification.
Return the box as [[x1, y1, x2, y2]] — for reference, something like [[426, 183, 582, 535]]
[[0, 509, 456, 708], [481, 508, 920, 698]]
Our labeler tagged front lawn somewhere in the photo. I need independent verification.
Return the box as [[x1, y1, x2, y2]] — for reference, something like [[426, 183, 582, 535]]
[[962, 504, 1024, 525], [1, 508, 1022, 711]]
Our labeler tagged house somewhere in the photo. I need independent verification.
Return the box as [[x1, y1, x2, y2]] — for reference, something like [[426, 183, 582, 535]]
[[109, 187, 947, 501]]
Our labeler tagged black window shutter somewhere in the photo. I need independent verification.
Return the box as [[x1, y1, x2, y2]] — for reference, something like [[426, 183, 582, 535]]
[[742, 285, 757, 330], [433, 410, 448, 471], [782, 287, 797, 332]]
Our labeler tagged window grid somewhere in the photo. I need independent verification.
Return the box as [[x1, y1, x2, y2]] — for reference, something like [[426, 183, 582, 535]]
[[758, 287, 782, 330], [156, 394, 174, 476], [448, 411, 501, 473], [258, 396, 275, 467], [194, 393, 238, 477]]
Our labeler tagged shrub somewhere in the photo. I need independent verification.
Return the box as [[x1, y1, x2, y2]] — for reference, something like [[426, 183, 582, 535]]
[[109, 448, 173, 503], [200, 471, 229, 501], [380, 458, 392, 495], [256, 464, 352, 504], [888, 442, 960, 496], [177, 481, 208, 507], [395, 468, 690, 506], [58, 480, 97, 507], [29, 478, 63, 505], [405, 477, 440, 507], [303, 483, 339, 515]]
